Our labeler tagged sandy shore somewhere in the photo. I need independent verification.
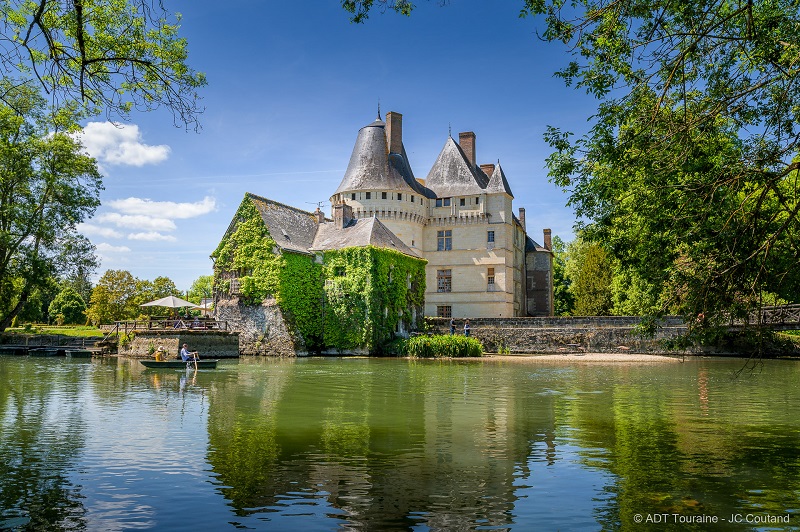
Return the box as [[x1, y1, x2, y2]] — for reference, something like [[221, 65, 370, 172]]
[[483, 352, 684, 363]]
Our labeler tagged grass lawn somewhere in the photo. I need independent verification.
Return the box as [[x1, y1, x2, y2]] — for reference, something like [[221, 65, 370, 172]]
[[5, 325, 105, 337]]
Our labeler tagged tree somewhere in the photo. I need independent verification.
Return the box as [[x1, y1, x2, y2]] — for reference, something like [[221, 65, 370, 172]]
[[54, 234, 99, 303], [0, 0, 206, 128], [0, 84, 102, 331], [188, 274, 213, 308], [135, 275, 179, 317], [85, 269, 138, 324], [564, 236, 613, 316], [48, 286, 86, 325], [551, 235, 574, 316], [530, 0, 800, 320]]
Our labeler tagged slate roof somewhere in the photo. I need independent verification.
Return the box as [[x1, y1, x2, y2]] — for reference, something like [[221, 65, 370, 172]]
[[485, 162, 514, 197], [246, 193, 319, 254], [334, 119, 419, 195], [310, 216, 418, 257], [525, 235, 549, 253], [425, 137, 491, 197]]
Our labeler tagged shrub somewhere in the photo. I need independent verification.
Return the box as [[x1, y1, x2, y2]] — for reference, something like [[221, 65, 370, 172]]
[[398, 335, 483, 358]]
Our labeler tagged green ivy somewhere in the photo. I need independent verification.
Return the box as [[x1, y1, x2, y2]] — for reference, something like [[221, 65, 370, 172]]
[[395, 335, 484, 358], [213, 195, 426, 353], [321, 246, 425, 352]]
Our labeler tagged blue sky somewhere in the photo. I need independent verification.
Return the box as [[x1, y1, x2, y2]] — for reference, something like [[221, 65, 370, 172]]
[[76, 1, 597, 291]]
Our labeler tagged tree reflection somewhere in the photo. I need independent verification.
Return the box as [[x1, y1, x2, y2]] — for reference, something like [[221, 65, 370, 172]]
[[0, 358, 88, 530]]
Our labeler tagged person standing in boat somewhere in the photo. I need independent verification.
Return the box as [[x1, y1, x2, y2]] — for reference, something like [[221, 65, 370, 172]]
[[180, 343, 199, 361]]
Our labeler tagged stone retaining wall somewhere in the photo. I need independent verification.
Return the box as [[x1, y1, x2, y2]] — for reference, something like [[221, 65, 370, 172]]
[[426, 316, 690, 354], [119, 330, 240, 358]]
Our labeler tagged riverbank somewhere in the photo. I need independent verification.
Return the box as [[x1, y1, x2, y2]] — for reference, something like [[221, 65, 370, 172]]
[[483, 352, 684, 362]]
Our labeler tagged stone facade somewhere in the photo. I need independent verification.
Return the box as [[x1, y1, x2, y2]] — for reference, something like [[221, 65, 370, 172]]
[[215, 297, 302, 356], [329, 111, 554, 319]]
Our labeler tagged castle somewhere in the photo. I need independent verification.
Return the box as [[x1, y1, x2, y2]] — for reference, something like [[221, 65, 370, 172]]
[[213, 111, 553, 354], [328, 111, 553, 318]]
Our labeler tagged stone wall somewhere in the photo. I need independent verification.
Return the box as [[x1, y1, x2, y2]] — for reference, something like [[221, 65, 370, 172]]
[[427, 316, 690, 354], [119, 331, 239, 358], [215, 296, 305, 356]]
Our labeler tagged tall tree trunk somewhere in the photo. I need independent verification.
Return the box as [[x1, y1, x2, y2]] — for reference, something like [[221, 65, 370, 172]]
[[0, 286, 30, 332]]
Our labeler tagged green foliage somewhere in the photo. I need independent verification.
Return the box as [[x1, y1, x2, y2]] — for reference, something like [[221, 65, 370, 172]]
[[342, 0, 415, 23], [118, 331, 135, 347], [564, 236, 613, 316], [279, 253, 323, 347], [213, 196, 426, 353], [212, 198, 281, 303], [48, 287, 86, 325], [5, 324, 102, 337], [188, 275, 214, 308], [135, 276, 180, 317], [321, 246, 425, 352], [551, 235, 574, 316], [397, 335, 483, 358], [85, 270, 180, 324], [530, 0, 800, 321], [85, 270, 139, 324], [0, 0, 206, 128], [0, 83, 102, 331]]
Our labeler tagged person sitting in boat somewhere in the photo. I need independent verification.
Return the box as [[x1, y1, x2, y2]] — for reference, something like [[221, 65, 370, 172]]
[[154, 345, 168, 361], [180, 343, 199, 361]]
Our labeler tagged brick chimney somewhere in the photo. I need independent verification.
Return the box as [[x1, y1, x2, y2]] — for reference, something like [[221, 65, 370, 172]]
[[518, 207, 526, 232], [314, 207, 325, 224], [386, 111, 403, 154], [480, 163, 495, 177], [543, 228, 552, 251], [333, 202, 353, 229], [459, 131, 476, 167]]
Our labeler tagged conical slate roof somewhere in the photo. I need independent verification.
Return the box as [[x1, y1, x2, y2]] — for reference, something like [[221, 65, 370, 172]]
[[333, 119, 415, 195], [424, 137, 487, 197], [485, 162, 513, 197]]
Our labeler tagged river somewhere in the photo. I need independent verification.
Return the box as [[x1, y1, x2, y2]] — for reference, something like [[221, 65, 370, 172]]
[[0, 355, 798, 531]]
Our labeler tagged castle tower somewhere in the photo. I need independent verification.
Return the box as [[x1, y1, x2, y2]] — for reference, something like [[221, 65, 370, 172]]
[[330, 112, 429, 251]]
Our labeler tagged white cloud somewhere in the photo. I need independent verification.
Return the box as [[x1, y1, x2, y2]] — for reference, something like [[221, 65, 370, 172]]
[[96, 213, 177, 232], [78, 223, 124, 239], [96, 243, 132, 253], [128, 232, 178, 242], [78, 122, 170, 166], [108, 196, 217, 219]]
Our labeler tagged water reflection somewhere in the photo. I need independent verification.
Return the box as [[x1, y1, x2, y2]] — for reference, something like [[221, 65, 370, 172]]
[[1, 356, 799, 530]]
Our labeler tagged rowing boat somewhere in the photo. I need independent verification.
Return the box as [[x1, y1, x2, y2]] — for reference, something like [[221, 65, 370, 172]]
[[140, 359, 219, 369]]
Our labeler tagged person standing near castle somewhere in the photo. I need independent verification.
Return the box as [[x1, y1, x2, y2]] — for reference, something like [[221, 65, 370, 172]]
[[464, 319, 471, 337]]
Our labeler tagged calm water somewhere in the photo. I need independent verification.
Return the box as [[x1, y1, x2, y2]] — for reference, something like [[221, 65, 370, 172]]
[[1, 355, 799, 531]]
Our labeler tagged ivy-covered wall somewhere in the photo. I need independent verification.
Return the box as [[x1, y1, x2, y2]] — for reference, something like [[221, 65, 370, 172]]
[[213, 196, 426, 354], [322, 246, 425, 353]]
